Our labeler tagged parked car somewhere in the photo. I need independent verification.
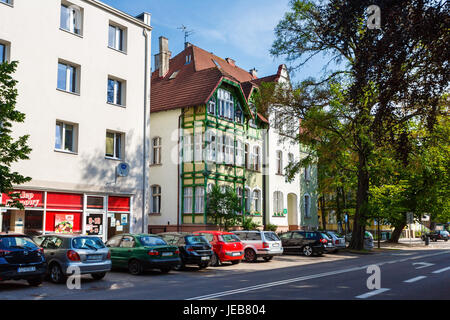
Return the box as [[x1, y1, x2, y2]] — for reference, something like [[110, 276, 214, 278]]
[[34, 234, 111, 284], [193, 231, 244, 266], [0, 233, 47, 286], [231, 230, 283, 262], [345, 231, 374, 250], [279, 231, 328, 256], [319, 232, 336, 253], [422, 230, 449, 242], [105, 233, 180, 275], [320, 231, 346, 252], [159, 232, 213, 270]]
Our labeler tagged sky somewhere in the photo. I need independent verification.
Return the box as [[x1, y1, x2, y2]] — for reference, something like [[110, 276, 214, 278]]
[[102, 0, 329, 83]]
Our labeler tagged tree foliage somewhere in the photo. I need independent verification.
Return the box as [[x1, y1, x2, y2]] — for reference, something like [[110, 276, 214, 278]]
[[207, 185, 242, 231]]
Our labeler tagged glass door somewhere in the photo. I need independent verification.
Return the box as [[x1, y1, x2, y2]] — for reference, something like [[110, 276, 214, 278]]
[[85, 196, 106, 241]]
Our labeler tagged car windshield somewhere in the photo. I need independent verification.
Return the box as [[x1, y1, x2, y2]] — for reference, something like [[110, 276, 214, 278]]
[[320, 233, 332, 240], [186, 236, 209, 245], [72, 237, 105, 250], [263, 232, 280, 241], [220, 234, 241, 243], [0, 236, 38, 250], [139, 236, 167, 246]]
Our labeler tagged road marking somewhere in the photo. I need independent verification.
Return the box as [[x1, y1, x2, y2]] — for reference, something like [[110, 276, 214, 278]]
[[355, 288, 391, 299], [404, 276, 427, 283], [412, 262, 435, 269], [185, 250, 450, 300], [432, 266, 450, 274]]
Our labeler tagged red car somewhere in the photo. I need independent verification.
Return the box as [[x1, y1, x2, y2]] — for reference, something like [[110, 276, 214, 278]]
[[193, 231, 244, 266]]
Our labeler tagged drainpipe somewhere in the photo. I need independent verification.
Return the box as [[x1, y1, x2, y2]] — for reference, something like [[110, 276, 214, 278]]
[[142, 28, 151, 233], [177, 113, 183, 232]]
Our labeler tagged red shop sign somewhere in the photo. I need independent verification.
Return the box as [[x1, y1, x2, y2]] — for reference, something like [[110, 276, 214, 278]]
[[1, 190, 44, 208]]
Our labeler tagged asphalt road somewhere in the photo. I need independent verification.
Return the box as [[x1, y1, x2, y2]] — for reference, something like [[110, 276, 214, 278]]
[[0, 243, 449, 301]]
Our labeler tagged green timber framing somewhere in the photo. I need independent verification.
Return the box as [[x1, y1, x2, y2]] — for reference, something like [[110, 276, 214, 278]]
[[180, 78, 267, 226]]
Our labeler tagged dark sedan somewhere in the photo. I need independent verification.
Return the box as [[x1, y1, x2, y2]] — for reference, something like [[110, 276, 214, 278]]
[[159, 232, 213, 270], [0, 233, 47, 286], [279, 231, 328, 256]]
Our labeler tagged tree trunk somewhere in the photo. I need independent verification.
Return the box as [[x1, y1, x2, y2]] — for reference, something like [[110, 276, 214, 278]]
[[349, 149, 370, 250], [389, 222, 406, 243], [320, 195, 327, 230], [336, 187, 342, 233]]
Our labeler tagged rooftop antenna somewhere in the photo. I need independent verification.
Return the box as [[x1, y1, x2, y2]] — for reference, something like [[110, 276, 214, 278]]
[[178, 24, 194, 46]]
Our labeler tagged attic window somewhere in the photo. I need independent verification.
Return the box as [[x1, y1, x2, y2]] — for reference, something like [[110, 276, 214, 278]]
[[212, 59, 221, 69], [185, 54, 192, 65], [169, 70, 180, 80]]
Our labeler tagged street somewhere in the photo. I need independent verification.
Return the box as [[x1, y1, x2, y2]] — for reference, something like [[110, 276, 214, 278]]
[[0, 241, 448, 300]]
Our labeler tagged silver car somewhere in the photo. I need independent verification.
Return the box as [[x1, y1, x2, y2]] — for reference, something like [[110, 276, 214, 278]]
[[232, 230, 283, 262], [34, 234, 111, 284], [322, 231, 346, 252]]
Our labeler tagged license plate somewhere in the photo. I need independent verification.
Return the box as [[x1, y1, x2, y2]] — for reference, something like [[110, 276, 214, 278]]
[[88, 255, 102, 260], [18, 267, 36, 273], [201, 256, 210, 261], [162, 252, 173, 257], [272, 243, 279, 247], [232, 252, 241, 256]]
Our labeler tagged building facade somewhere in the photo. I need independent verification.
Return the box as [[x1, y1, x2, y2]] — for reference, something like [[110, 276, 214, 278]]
[[0, 0, 152, 241]]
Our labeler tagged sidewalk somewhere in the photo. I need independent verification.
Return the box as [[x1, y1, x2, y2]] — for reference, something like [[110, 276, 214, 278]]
[[376, 238, 449, 250]]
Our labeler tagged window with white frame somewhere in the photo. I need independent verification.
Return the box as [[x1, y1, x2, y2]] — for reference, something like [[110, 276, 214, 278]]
[[217, 132, 224, 163], [0, 42, 8, 63], [152, 137, 161, 164], [151, 185, 161, 214], [183, 187, 193, 214], [304, 194, 311, 217], [57, 61, 78, 93], [276, 151, 283, 175], [207, 96, 216, 115], [108, 24, 125, 51], [273, 191, 284, 213], [244, 187, 251, 213], [236, 139, 244, 167], [55, 121, 77, 153], [236, 187, 243, 213], [235, 102, 244, 124], [107, 78, 125, 105], [0, 0, 13, 5], [183, 134, 193, 162], [60, 3, 82, 35], [244, 143, 250, 169], [195, 187, 204, 213], [252, 146, 260, 171], [249, 103, 257, 128], [253, 190, 261, 212], [105, 131, 123, 159], [194, 133, 203, 162], [224, 135, 234, 165], [205, 130, 216, 162], [217, 88, 234, 120]]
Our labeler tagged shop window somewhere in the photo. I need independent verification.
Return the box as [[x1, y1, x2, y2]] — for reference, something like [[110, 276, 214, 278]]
[[46, 192, 83, 210], [45, 211, 82, 233], [87, 196, 104, 210], [108, 196, 130, 212]]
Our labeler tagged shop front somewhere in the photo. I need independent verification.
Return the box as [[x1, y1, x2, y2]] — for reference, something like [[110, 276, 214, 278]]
[[0, 190, 132, 241]]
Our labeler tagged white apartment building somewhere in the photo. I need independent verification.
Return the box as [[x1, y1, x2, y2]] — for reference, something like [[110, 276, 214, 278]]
[[0, 0, 152, 241]]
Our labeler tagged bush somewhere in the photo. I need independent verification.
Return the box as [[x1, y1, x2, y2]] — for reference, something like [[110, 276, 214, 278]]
[[241, 217, 261, 230], [264, 223, 278, 232]]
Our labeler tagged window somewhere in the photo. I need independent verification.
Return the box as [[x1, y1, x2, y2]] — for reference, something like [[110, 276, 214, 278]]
[[152, 137, 161, 164], [0, 0, 13, 5], [183, 134, 193, 162], [194, 133, 203, 162], [236, 139, 244, 167], [107, 78, 124, 105], [183, 187, 193, 214], [252, 146, 260, 171], [224, 135, 234, 165], [276, 151, 283, 175], [60, 3, 82, 35], [244, 187, 251, 213], [253, 190, 261, 212], [235, 102, 243, 124], [151, 185, 161, 214], [244, 143, 250, 169], [236, 187, 243, 213], [305, 165, 311, 181], [57, 62, 78, 93], [273, 191, 284, 214], [249, 103, 257, 128], [205, 130, 216, 162], [217, 89, 234, 120], [106, 131, 123, 159], [195, 187, 204, 213], [217, 132, 224, 163], [304, 194, 311, 217], [207, 96, 216, 115], [108, 24, 124, 51], [55, 121, 77, 153], [0, 43, 7, 63], [185, 54, 192, 65]]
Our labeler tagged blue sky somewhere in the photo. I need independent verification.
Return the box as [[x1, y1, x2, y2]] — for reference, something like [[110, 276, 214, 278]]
[[102, 0, 328, 83]]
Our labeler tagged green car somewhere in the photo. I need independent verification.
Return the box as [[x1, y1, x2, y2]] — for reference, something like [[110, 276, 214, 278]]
[[105, 234, 181, 275]]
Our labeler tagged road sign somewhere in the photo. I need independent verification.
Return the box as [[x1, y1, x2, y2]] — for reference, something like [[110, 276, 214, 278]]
[[406, 212, 414, 224]]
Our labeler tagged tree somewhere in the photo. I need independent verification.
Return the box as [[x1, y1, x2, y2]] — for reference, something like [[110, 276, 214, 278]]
[[206, 185, 242, 231], [267, 0, 449, 249], [0, 61, 32, 208]]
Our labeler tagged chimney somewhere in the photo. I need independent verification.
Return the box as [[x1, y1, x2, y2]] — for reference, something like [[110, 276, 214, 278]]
[[249, 68, 258, 78], [225, 58, 235, 67], [136, 12, 151, 26], [154, 36, 171, 77], [185, 42, 193, 49]]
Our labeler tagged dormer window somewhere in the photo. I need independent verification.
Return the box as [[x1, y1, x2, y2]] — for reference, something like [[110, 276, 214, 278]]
[[169, 70, 179, 80], [185, 54, 192, 65]]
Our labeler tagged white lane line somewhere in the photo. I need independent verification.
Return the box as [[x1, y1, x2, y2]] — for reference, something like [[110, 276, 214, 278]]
[[404, 276, 427, 283], [432, 266, 450, 274], [355, 288, 391, 299]]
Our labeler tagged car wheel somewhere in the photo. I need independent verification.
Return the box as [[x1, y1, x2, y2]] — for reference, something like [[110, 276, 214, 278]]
[[160, 267, 171, 274], [174, 261, 185, 271], [50, 263, 67, 284], [244, 249, 257, 263], [198, 262, 209, 269], [263, 256, 273, 262], [231, 260, 241, 265], [128, 260, 143, 275], [302, 245, 313, 257], [91, 272, 106, 280], [210, 253, 220, 267], [27, 277, 43, 287]]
